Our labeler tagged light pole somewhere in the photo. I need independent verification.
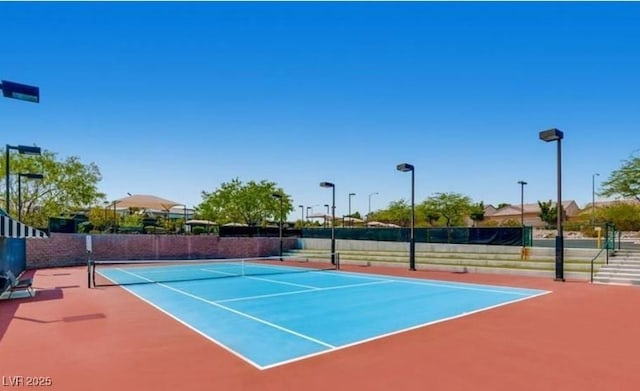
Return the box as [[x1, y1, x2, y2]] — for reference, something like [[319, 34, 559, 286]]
[[272, 193, 283, 260], [17, 173, 43, 221], [2, 79, 40, 215], [518, 180, 527, 249], [368, 192, 379, 225], [183, 205, 187, 233], [539, 128, 564, 282], [112, 200, 119, 233], [397, 163, 416, 271], [348, 192, 356, 227], [324, 204, 329, 228], [298, 204, 304, 228], [306, 206, 311, 221], [102, 201, 110, 230], [517, 181, 527, 227], [592, 173, 599, 225], [5, 144, 42, 214], [320, 181, 336, 265]]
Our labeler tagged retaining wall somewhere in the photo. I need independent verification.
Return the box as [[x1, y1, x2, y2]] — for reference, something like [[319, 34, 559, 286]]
[[26, 234, 297, 269], [298, 238, 600, 259]]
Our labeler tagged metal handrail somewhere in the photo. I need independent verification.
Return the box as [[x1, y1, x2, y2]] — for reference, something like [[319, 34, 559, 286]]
[[590, 238, 613, 283]]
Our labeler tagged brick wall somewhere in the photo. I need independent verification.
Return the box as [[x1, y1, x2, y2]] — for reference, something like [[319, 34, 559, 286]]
[[26, 233, 298, 269]]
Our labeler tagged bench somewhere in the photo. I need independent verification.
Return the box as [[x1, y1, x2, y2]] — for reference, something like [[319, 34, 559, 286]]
[[1, 270, 34, 299]]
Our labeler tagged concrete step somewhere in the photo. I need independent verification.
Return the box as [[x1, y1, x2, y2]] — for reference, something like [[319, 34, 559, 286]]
[[597, 263, 640, 268], [593, 277, 640, 286], [603, 261, 640, 266], [594, 249, 640, 285], [289, 248, 600, 264], [600, 266, 640, 273], [286, 249, 604, 274], [342, 256, 598, 272], [595, 270, 640, 278], [609, 255, 640, 259]]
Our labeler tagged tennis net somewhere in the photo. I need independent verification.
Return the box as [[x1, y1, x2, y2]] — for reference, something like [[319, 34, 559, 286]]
[[89, 253, 339, 287]]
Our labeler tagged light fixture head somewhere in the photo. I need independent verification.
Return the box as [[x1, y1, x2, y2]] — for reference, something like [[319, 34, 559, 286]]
[[539, 128, 564, 142], [396, 163, 414, 172]]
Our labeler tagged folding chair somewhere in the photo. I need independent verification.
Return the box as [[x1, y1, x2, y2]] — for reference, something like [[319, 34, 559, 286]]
[[3, 270, 34, 299]]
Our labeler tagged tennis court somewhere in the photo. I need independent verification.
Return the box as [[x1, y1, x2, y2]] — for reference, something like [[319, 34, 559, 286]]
[[5, 262, 640, 390], [92, 255, 548, 369]]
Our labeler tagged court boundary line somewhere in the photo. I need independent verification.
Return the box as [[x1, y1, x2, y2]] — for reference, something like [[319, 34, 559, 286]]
[[97, 266, 551, 370], [117, 268, 337, 347], [331, 269, 548, 296], [216, 279, 393, 303], [261, 289, 552, 369], [96, 270, 267, 370]]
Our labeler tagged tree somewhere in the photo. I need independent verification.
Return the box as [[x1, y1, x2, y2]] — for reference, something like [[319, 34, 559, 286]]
[[497, 203, 511, 209], [469, 201, 485, 227], [537, 200, 565, 228], [537, 200, 556, 227], [480, 219, 499, 227], [87, 206, 111, 232], [0, 149, 104, 227], [500, 219, 521, 227], [600, 156, 640, 202], [369, 200, 410, 226], [600, 202, 640, 231], [422, 192, 472, 227], [195, 178, 292, 226], [415, 202, 440, 226]]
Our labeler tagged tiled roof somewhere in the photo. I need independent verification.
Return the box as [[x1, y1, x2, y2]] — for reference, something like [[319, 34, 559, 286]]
[[487, 200, 579, 217], [583, 199, 640, 209]]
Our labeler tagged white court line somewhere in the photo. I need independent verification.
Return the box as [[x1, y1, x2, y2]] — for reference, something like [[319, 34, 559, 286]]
[[333, 270, 548, 296], [99, 269, 264, 369], [200, 267, 322, 289], [102, 265, 550, 370], [387, 278, 539, 296], [199, 268, 239, 276], [217, 279, 393, 303], [117, 268, 336, 350], [244, 275, 319, 289], [260, 289, 552, 370]]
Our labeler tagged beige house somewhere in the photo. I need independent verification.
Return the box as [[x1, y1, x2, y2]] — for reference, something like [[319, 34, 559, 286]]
[[484, 201, 581, 227]]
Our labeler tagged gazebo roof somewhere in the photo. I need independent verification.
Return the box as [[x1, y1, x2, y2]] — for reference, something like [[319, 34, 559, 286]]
[[112, 194, 182, 211]]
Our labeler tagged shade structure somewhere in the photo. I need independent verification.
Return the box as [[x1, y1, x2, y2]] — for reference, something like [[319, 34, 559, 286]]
[[307, 213, 331, 219], [0, 215, 48, 238], [342, 216, 363, 223], [366, 221, 400, 228], [113, 194, 182, 211], [186, 219, 216, 226]]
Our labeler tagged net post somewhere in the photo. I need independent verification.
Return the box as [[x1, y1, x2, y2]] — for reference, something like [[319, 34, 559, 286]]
[[335, 252, 340, 270], [87, 259, 93, 288], [90, 260, 97, 288], [86, 235, 93, 288]]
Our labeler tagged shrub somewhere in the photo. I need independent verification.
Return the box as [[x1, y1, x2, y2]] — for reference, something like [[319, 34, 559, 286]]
[[479, 220, 499, 227], [500, 219, 521, 227], [144, 225, 165, 234], [192, 226, 205, 235]]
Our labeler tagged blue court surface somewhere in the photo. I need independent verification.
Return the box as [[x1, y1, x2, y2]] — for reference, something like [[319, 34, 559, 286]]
[[97, 260, 549, 370]]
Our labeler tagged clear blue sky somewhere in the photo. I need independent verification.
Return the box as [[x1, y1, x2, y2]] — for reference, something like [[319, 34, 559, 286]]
[[2, 2, 639, 219]]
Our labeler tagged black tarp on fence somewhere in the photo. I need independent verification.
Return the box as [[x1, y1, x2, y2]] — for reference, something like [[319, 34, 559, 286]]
[[301, 227, 530, 246]]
